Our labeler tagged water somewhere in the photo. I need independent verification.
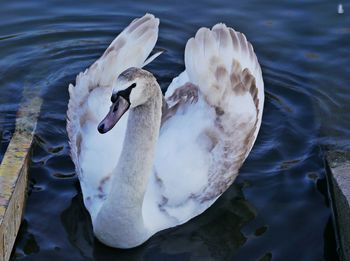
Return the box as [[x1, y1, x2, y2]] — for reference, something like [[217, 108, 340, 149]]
[[1, 0, 348, 260]]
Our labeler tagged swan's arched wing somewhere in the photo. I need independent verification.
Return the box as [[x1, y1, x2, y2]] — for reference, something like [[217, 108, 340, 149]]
[[143, 24, 264, 232], [66, 14, 160, 221]]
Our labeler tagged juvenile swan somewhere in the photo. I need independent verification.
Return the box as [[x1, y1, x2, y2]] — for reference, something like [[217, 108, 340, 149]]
[[67, 14, 264, 248]]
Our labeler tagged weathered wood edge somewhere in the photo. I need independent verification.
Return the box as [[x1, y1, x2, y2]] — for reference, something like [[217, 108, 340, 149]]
[[325, 150, 350, 261], [0, 95, 42, 261]]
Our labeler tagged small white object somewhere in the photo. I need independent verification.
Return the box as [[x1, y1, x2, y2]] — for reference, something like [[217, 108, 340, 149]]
[[338, 4, 344, 14]]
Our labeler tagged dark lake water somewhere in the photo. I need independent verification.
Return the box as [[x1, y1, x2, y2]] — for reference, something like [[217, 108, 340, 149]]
[[1, 0, 349, 260]]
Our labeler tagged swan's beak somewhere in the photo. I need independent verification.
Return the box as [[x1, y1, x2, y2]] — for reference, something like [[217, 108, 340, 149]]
[[97, 96, 130, 134]]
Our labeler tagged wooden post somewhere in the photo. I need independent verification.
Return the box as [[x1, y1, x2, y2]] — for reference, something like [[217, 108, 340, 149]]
[[0, 92, 42, 261]]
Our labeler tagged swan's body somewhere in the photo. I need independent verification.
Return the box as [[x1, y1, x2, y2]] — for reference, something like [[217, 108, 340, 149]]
[[67, 14, 264, 248]]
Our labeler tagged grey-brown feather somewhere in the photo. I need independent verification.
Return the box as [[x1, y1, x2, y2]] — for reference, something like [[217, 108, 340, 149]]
[[157, 66, 259, 207], [158, 25, 261, 208], [66, 14, 159, 179]]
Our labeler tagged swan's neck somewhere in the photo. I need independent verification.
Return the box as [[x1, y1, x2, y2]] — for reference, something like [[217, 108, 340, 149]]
[[94, 84, 162, 248]]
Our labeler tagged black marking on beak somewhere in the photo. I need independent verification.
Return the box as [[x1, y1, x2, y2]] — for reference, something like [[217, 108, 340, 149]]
[[112, 83, 137, 103], [111, 93, 118, 103], [98, 123, 105, 133]]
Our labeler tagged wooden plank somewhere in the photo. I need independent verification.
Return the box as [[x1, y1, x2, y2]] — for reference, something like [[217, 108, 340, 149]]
[[0, 92, 42, 261]]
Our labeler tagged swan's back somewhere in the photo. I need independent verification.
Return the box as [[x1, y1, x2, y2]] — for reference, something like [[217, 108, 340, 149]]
[[67, 14, 160, 221], [144, 24, 264, 233]]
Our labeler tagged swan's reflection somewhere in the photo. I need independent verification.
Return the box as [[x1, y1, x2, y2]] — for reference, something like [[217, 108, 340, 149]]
[[61, 182, 255, 260]]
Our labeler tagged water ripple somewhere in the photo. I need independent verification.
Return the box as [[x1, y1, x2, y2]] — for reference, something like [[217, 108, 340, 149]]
[[0, 0, 345, 260]]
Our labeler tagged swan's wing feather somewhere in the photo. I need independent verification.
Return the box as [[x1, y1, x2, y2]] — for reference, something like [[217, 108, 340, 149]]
[[142, 50, 164, 67], [67, 14, 159, 220], [144, 24, 264, 232]]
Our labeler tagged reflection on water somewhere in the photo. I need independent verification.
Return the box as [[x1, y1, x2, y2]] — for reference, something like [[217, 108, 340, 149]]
[[1, 0, 348, 260], [61, 185, 254, 261]]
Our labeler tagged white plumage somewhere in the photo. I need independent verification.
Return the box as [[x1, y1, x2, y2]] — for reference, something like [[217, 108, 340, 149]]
[[67, 14, 264, 248]]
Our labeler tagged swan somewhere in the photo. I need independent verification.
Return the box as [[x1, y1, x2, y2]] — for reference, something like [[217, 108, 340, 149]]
[[67, 13, 264, 248]]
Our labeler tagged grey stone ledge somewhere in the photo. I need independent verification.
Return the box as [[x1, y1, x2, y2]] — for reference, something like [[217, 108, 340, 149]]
[[326, 150, 350, 261]]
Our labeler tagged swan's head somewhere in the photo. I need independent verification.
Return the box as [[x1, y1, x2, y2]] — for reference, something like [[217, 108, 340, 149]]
[[98, 67, 157, 134]]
